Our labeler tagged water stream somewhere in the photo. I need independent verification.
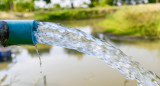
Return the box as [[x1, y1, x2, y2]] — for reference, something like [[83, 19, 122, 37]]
[[33, 22, 160, 86], [35, 45, 47, 86]]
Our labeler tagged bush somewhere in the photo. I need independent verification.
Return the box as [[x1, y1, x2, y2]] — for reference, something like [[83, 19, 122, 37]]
[[15, 2, 34, 12], [99, 0, 113, 6], [35, 8, 107, 20], [149, 0, 157, 3], [0, 4, 8, 11], [99, 4, 160, 38], [88, 0, 99, 7], [0, 0, 11, 11], [53, 4, 61, 9], [0, 0, 34, 12]]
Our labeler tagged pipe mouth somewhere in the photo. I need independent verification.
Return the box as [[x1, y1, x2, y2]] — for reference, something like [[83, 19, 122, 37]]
[[0, 21, 9, 46], [4, 20, 37, 45]]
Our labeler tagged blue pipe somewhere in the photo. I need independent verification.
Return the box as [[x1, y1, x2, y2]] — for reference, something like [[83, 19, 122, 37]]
[[2, 20, 39, 45]]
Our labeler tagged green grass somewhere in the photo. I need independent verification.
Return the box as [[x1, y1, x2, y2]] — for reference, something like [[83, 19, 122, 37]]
[[99, 4, 160, 38], [35, 7, 116, 21]]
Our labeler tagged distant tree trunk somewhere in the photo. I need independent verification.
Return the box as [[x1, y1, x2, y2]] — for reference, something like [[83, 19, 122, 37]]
[[9, 1, 14, 11], [6, 0, 14, 11], [44, 0, 51, 4], [156, 0, 159, 3], [70, 0, 74, 9], [89, 0, 99, 7], [71, 2, 74, 9]]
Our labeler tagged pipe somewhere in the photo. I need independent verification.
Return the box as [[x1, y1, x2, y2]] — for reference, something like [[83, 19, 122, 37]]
[[0, 20, 38, 46], [0, 21, 9, 46]]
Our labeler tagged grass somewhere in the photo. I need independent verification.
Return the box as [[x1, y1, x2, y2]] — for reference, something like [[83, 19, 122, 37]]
[[99, 4, 160, 38], [35, 7, 117, 21], [1, 4, 160, 39], [0, 7, 118, 20]]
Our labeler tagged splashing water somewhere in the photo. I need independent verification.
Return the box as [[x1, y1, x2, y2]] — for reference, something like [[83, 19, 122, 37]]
[[33, 22, 160, 86]]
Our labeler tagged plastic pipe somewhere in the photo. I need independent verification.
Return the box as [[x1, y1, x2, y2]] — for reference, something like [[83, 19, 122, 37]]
[[0, 20, 38, 46], [0, 21, 9, 46]]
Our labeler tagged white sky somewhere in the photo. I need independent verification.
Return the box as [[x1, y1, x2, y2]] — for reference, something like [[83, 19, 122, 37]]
[[34, 0, 91, 8]]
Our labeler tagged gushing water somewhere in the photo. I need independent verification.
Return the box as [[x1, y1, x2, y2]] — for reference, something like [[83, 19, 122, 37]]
[[33, 22, 160, 86]]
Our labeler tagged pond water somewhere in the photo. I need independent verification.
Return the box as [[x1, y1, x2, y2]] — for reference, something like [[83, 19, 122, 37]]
[[0, 18, 160, 86]]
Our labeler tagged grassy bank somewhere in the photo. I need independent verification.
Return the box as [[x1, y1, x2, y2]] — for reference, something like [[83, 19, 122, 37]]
[[0, 7, 117, 20], [99, 4, 160, 38], [1, 4, 160, 39], [35, 7, 117, 21]]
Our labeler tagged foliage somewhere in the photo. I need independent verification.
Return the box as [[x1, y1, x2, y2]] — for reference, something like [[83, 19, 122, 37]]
[[88, 0, 99, 7], [0, 0, 34, 12], [53, 4, 61, 9], [99, 5, 160, 38], [35, 8, 111, 20], [99, 0, 113, 6], [14, 0, 35, 12], [43, 0, 51, 4], [149, 0, 157, 3], [0, 0, 13, 11]]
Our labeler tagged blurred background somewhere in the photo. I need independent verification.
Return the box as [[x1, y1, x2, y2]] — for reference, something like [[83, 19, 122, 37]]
[[0, 0, 160, 86]]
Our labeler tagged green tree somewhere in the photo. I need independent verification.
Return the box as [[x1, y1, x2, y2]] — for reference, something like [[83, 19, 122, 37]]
[[99, 0, 113, 6], [89, 0, 99, 7], [14, 0, 35, 12], [7, 0, 14, 11], [0, 0, 8, 10], [53, 4, 61, 9], [149, 0, 159, 3], [44, 0, 51, 4], [0, 0, 14, 11]]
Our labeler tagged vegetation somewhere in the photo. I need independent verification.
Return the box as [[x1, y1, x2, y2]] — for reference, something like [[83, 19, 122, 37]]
[[89, 0, 99, 7], [0, 0, 34, 12], [0, 0, 159, 12], [99, 0, 113, 6], [99, 4, 160, 38], [0, 0, 160, 38], [35, 8, 116, 20], [149, 0, 159, 3]]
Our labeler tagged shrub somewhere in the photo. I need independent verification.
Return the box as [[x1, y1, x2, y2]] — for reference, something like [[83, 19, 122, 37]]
[[35, 8, 107, 20], [99, 5, 160, 38]]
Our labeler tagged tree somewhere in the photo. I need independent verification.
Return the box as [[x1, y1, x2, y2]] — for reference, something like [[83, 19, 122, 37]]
[[53, 4, 61, 9], [0, 0, 35, 12], [14, 0, 35, 12], [89, 0, 99, 7], [4, 0, 14, 11], [70, 0, 74, 9], [149, 0, 158, 3], [44, 0, 51, 4], [99, 0, 113, 6]]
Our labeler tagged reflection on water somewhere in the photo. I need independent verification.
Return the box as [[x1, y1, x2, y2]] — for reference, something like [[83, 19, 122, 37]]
[[22, 44, 52, 56], [0, 18, 160, 86], [64, 48, 84, 60]]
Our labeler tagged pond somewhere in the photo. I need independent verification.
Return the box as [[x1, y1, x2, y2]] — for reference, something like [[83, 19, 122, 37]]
[[0, 18, 160, 86]]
